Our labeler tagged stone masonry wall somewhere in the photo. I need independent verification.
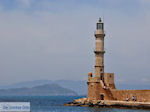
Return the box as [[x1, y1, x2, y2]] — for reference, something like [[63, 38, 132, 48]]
[[111, 89, 150, 102]]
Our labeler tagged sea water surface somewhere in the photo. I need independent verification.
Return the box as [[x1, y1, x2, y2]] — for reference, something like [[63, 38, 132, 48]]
[[0, 96, 149, 112]]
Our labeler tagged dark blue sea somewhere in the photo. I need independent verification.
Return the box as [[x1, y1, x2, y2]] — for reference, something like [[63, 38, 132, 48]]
[[0, 96, 149, 112]]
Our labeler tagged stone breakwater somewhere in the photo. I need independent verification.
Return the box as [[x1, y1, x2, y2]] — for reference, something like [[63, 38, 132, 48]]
[[64, 98, 150, 109]]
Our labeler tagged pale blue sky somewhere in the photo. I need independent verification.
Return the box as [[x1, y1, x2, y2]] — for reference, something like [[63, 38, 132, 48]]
[[0, 0, 150, 85]]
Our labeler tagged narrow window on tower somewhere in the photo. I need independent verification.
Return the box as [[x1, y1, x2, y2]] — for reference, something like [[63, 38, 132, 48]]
[[100, 69, 102, 72]]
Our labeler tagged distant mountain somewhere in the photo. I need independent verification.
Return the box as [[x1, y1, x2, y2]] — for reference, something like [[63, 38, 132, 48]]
[[0, 80, 87, 95], [0, 84, 77, 96], [54, 80, 87, 95]]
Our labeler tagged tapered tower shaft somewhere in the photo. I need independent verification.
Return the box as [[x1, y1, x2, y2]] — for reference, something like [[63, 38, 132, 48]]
[[94, 18, 105, 79]]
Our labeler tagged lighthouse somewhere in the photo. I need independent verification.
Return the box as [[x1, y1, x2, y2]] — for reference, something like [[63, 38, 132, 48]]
[[87, 18, 115, 100], [66, 18, 150, 106]]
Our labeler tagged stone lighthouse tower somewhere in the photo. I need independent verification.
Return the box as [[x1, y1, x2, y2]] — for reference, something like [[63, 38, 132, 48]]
[[94, 18, 105, 79], [87, 18, 115, 101]]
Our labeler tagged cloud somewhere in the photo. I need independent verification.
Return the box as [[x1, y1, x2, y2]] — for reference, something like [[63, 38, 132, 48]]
[[0, 0, 150, 85], [0, 5, 98, 84], [15, 0, 32, 8]]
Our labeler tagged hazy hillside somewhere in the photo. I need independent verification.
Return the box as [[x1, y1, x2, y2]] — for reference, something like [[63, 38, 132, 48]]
[[0, 80, 87, 95], [0, 84, 77, 96]]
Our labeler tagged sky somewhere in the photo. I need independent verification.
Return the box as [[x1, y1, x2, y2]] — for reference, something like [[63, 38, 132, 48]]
[[0, 0, 150, 86]]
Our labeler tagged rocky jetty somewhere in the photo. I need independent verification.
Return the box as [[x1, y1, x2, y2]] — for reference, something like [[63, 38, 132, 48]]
[[64, 98, 150, 109]]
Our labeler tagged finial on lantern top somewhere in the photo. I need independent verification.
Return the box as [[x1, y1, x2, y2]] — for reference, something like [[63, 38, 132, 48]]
[[99, 18, 102, 22]]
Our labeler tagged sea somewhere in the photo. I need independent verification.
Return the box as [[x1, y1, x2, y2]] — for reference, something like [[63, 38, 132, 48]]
[[0, 96, 149, 112]]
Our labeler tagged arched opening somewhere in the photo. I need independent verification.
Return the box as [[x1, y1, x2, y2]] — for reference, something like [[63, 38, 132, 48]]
[[100, 94, 104, 100]]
